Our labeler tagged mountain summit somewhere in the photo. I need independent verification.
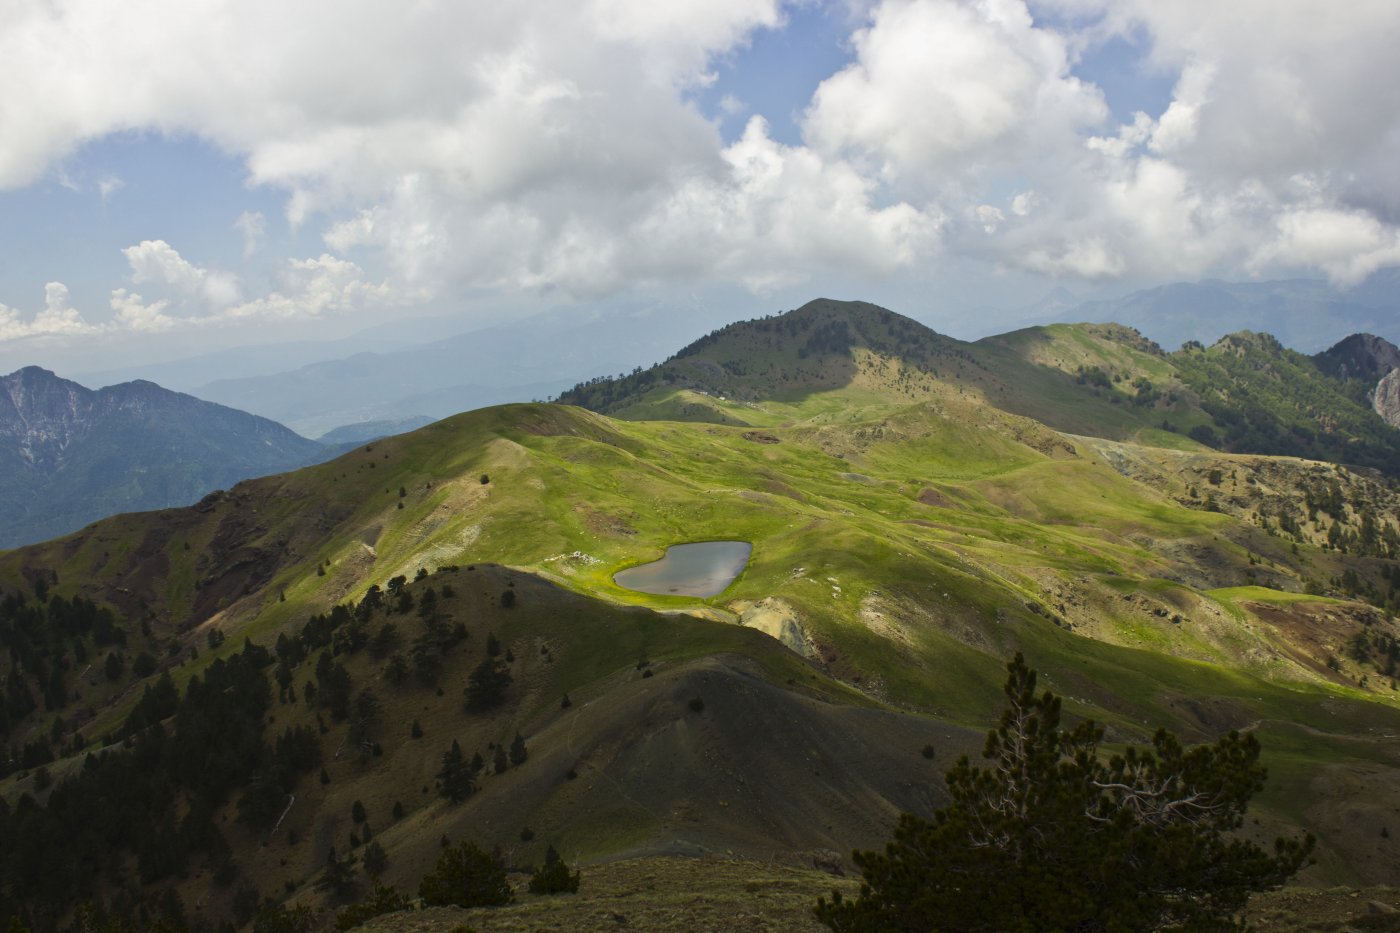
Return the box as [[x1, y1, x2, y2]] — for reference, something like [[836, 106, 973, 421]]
[[0, 366, 327, 547], [1313, 333, 1400, 429], [560, 299, 1400, 476]]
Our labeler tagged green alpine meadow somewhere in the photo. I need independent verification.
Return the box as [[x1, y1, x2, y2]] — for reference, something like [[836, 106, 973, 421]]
[[4, 300, 1400, 931]]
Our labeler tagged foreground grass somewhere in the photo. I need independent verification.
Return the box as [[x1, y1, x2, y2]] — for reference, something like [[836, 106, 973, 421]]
[[360, 855, 855, 933], [352, 855, 1400, 933]]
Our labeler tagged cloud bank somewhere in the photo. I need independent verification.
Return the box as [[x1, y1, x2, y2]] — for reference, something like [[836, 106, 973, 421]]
[[1, 0, 1398, 341], [0, 241, 390, 341]]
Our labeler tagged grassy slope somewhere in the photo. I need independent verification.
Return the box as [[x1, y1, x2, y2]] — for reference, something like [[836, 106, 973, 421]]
[[5, 395, 1400, 881], [5, 396, 1396, 724], [4, 303, 1400, 917]]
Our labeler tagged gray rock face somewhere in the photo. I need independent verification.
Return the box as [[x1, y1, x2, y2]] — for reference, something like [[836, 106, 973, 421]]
[[0, 367, 91, 470], [1375, 369, 1400, 429]]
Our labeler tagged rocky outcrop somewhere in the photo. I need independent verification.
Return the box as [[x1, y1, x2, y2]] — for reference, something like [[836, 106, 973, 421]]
[[1313, 334, 1400, 430], [1376, 369, 1400, 429]]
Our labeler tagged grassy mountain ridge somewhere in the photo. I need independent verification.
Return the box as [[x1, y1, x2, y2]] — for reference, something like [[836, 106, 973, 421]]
[[6, 400, 1399, 747], [5, 302, 1400, 928], [560, 299, 1400, 475], [1173, 332, 1400, 474]]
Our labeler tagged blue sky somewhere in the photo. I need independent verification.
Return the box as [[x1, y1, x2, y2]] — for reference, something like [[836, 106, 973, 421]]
[[2, 0, 1398, 377], [2, 136, 292, 316]]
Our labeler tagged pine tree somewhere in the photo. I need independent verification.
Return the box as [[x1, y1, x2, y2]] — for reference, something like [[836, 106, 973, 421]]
[[385, 652, 409, 686], [348, 689, 381, 748], [493, 744, 508, 775], [438, 740, 475, 802], [464, 658, 512, 711], [418, 840, 513, 907], [334, 884, 408, 931], [509, 732, 528, 766], [316, 846, 358, 898], [528, 845, 580, 895], [253, 901, 316, 933], [362, 841, 388, 880], [814, 654, 1314, 932]]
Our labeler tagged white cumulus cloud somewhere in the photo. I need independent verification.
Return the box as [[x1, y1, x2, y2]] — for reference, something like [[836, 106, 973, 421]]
[[1253, 207, 1400, 287], [0, 283, 97, 341], [805, 0, 1107, 184], [122, 239, 242, 308], [2, 0, 1400, 327], [109, 289, 176, 333], [225, 255, 392, 321]]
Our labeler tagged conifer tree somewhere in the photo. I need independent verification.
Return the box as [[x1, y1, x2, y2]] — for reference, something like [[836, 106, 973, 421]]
[[316, 846, 358, 898], [418, 840, 513, 907], [438, 740, 475, 802], [528, 845, 580, 895], [253, 901, 316, 933], [361, 840, 389, 874], [464, 658, 512, 711], [815, 654, 1313, 932]]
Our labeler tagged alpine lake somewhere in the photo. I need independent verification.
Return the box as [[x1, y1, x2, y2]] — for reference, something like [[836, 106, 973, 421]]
[[613, 541, 752, 597]]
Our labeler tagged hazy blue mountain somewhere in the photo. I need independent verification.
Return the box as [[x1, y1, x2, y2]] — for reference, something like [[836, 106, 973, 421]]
[[1062, 277, 1399, 352], [192, 303, 741, 436], [67, 313, 442, 392], [316, 415, 436, 445], [0, 367, 328, 548]]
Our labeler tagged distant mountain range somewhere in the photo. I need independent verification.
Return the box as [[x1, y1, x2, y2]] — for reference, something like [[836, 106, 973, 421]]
[[112, 275, 1389, 437], [190, 303, 739, 437], [0, 367, 332, 548], [1059, 272, 1400, 352], [314, 415, 435, 445], [8, 289, 1399, 551]]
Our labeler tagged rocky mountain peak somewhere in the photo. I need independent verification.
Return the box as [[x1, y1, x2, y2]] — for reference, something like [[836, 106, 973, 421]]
[[1313, 334, 1400, 429], [0, 367, 95, 463], [1314, 333, 1400, 382]]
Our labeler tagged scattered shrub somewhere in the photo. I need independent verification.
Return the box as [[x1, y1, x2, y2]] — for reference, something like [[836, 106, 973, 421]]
[[528, 846, 580, 895], [419, 840, 514, 908]]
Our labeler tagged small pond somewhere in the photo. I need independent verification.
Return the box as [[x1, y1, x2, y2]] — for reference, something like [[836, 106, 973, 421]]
[[613, 541, 752, 597]]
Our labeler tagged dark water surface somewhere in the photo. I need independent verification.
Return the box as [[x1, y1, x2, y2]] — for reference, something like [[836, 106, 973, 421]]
[[613, 541, 752, 597]]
